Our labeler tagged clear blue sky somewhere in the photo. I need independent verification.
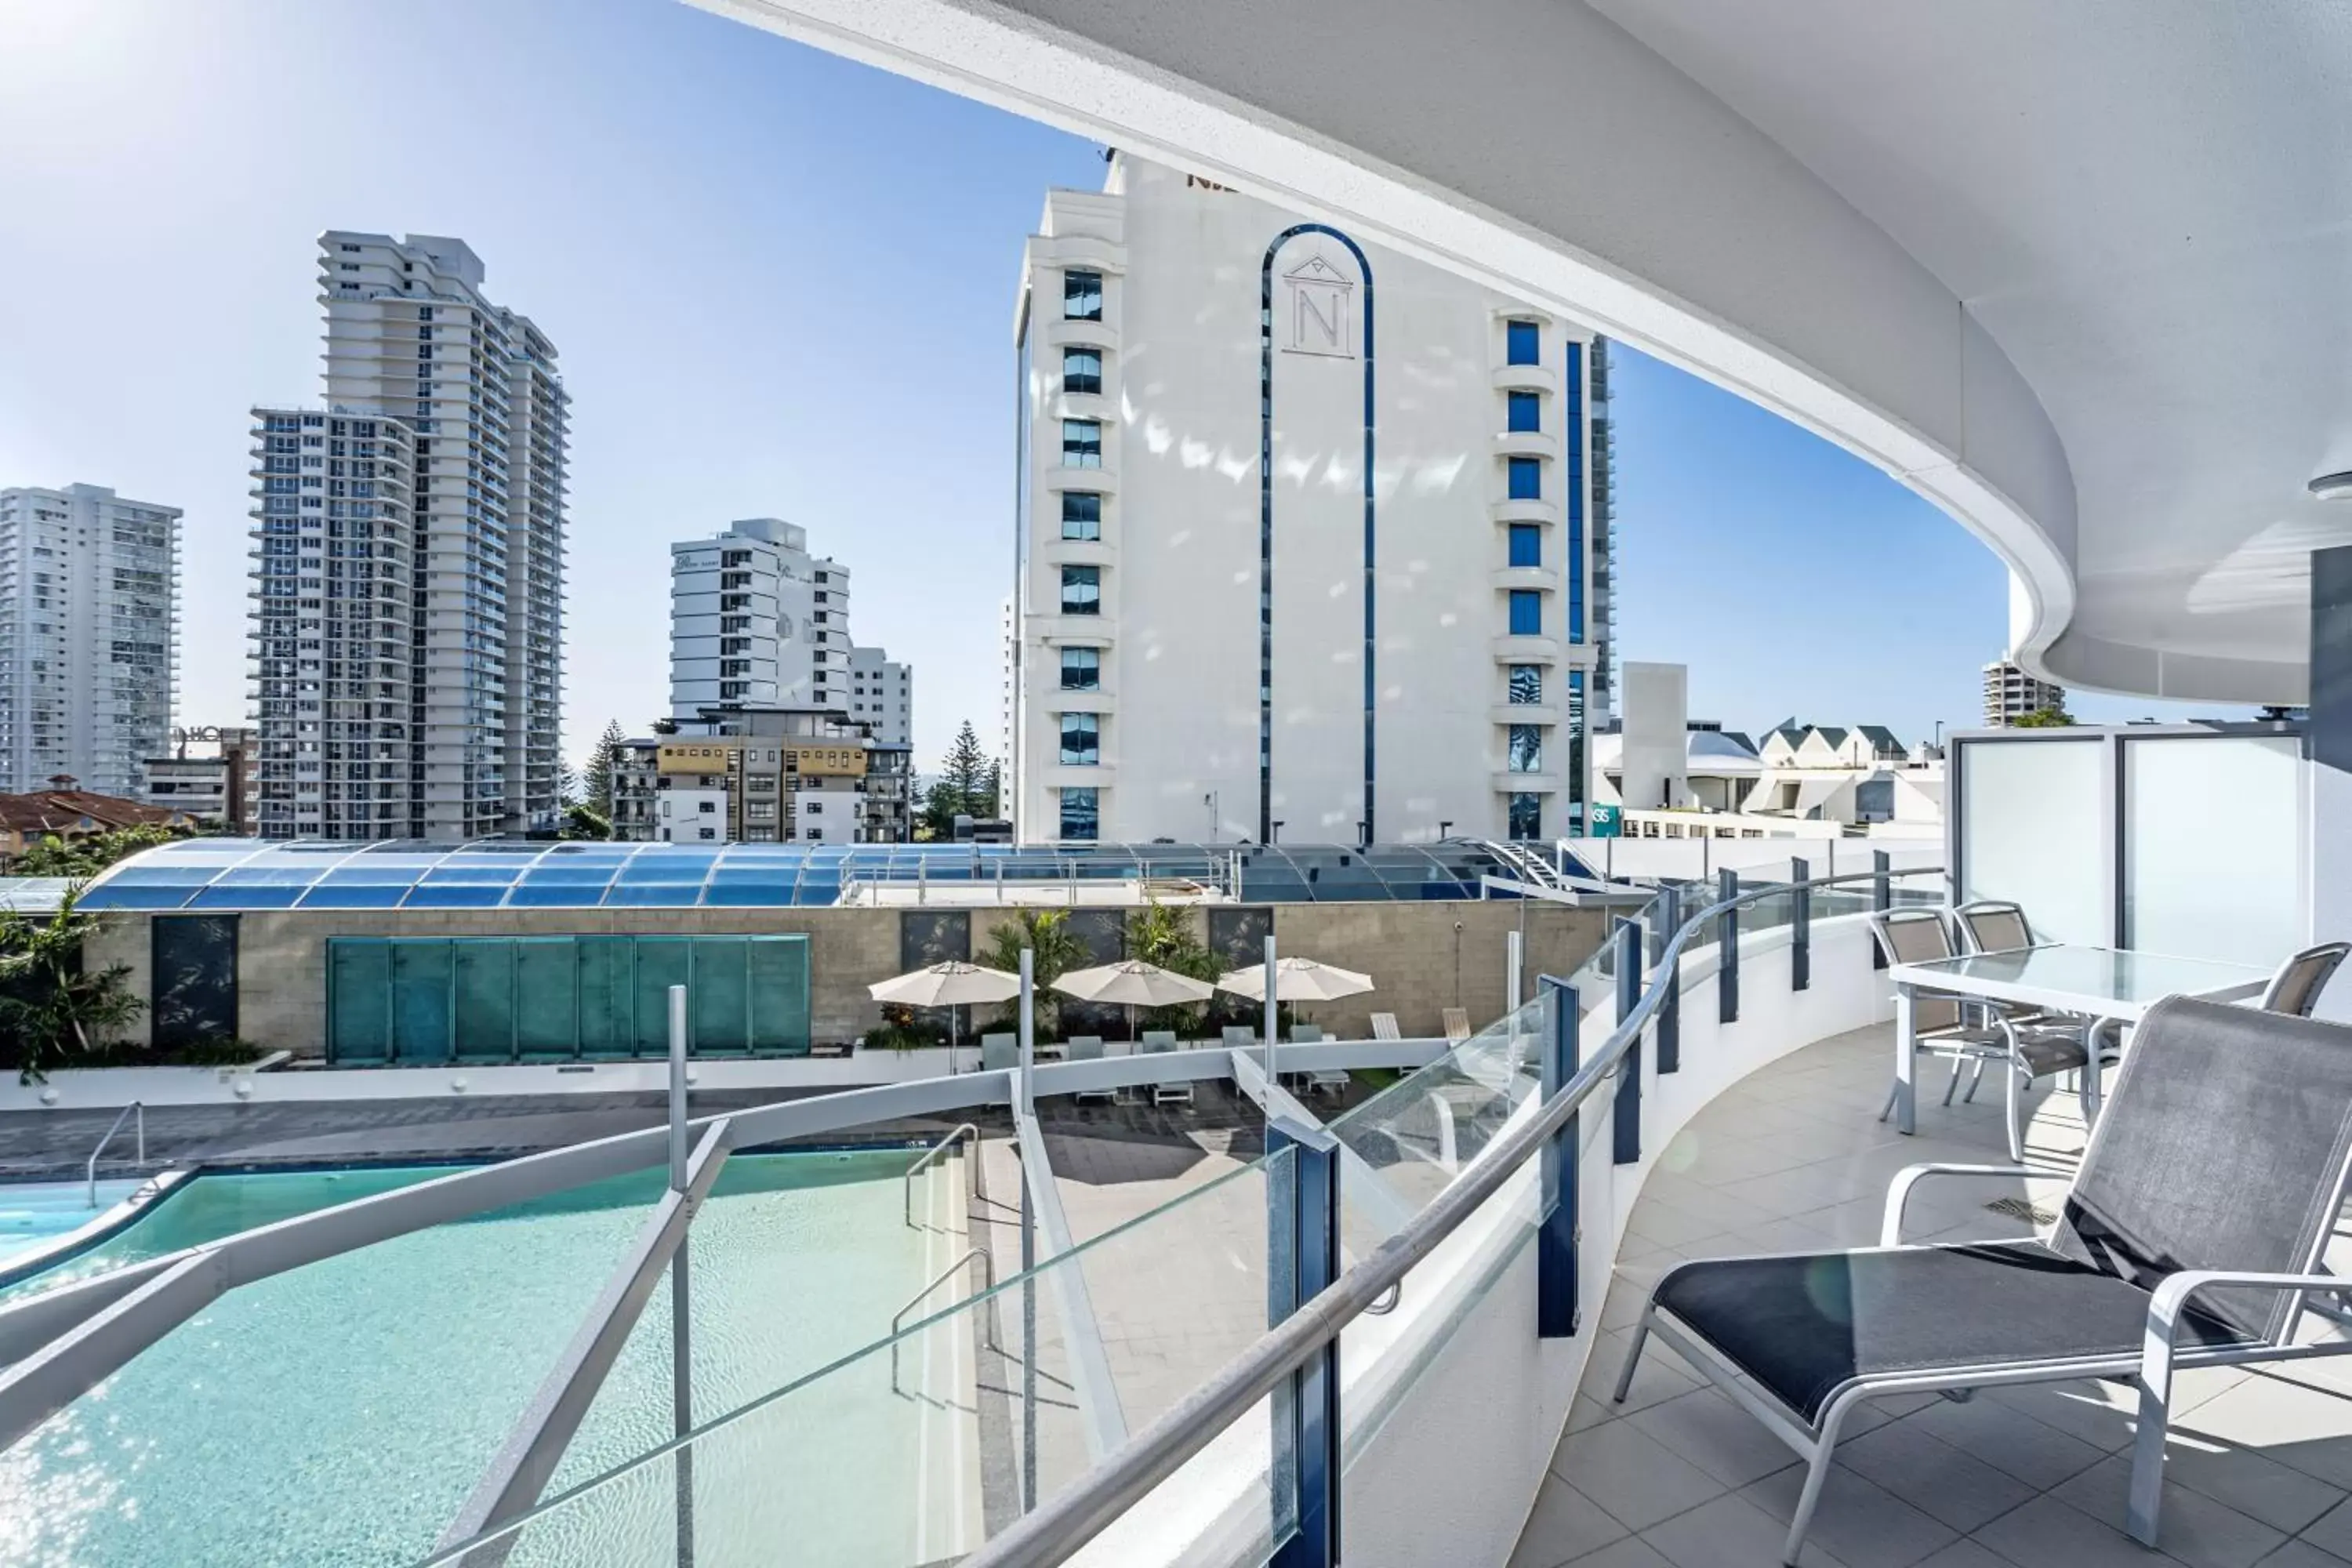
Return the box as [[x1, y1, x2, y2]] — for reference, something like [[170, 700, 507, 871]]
[[0, 0, 2235, 774]]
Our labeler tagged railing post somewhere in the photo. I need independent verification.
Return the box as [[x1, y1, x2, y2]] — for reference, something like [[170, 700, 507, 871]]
[[1537, 974, 1581, 1338], [1717, 867, 1740, 1024], [1871, 850, 1891, 971], [1505, 929, 1523, 1016], [1613, 918, 1642, 1165], [1266, 1115, 1341, 1568], [1791, 857, 1811, 993], [666, 985, 696, 1568], [1655, 887, 1681, 1075]]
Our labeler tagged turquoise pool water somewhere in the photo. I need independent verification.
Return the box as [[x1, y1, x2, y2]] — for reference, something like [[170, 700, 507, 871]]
[[0, 1151, 938, 1568], [0, 1181, 142, 1267]]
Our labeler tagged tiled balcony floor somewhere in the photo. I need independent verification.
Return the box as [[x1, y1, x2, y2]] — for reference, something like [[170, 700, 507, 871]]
[[1512, 1021, 2352, 1568]]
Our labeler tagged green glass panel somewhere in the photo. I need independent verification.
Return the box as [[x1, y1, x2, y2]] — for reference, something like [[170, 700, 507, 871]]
[[326, 940, 392, 1065], [746, 936, 811, 1056], [454, 941, 517, 1062], [578, 937, 634, 1058], [390, 942, 455, 1065], [515, 938, 581, 1060], [690, 938, 752, 1055], [631, 938, 693, 1057]]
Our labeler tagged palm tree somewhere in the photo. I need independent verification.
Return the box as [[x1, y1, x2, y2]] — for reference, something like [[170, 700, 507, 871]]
[[0, 885, 145, 1083], [980, 909, 1091, 1036]]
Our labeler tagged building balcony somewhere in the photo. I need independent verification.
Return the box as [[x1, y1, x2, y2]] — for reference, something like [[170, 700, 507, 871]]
[[1033, 615, 1115, 644], [1489, 703, 1559, 727], [1490, 565, 1557, 594], [1040, 538, 1114, 570], [1490, 769, 1558, 792], [1492, 633, 1562, 663], [1044, 463, 1117, 495], [1492, 429, 1558, 460], [1490, 361, 1558, 395], [1490, 496, 1559, 526], [1043, 316, 1120, 354]]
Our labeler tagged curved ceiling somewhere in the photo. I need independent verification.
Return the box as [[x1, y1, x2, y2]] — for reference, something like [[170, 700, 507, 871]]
[[695, 0, 2352, 703]]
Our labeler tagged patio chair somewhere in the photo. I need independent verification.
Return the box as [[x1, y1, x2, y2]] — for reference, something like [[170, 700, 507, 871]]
[[1066, 1034, 1117, 1103], [1441, 1007, 1471, 1043], [1614, 995, 2352, 1563], [1289, 1024, 1324, 1044], [2260, 941, 2351, 1017], [979, 1033, 1016, 1073], [1949, 898, 2104, 1092], [1284, 1025, 1350, 1098], [1142, 1030, 1191, 1105], [1370, 1011, 1402, 1041], [1222, 1025, 1258, 1047], [1869, 908, 2093, 1160]]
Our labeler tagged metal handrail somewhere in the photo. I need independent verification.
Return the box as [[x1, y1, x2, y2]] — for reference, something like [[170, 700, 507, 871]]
[[961, 863, 1941, 1568], [85, 1102, 145, 1208], [888, 1247, 997, 1394], [904, 1123, 984, 1229]]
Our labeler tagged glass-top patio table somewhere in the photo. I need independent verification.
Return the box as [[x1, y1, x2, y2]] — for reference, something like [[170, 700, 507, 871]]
[[1884, 945, 2272, 1134]]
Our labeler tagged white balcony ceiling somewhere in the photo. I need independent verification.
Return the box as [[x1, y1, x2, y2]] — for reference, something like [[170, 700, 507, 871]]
[[699, 0, 2352, 702]]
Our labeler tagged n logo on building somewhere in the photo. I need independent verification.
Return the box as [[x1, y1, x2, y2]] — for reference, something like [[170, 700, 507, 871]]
[[1282, 253, 1356, 359]]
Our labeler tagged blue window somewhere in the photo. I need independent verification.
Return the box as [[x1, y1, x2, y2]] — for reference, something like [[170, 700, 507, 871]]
[[1059, 713, 1099, 765], [1507, 390, 1541, 433], [1506, 319, 1541, 365], [1060, 564, 1100, 615], [1508, 523, 1542, 568], [1508, 590, 1542, 637], [1508, 456, 1542, 500], [1062, 419, 1102, 468], [1061, 491, 1101, 541], [1565, 341, 1588, 645], [1508, 724, 1544, 774], [1508, 664, 1542, 705], [1508, 792, 1542, 841], [1059, 786, 1100, 841], [1060, 647, 1100, 689], [1064, 270, 1103, 321], [1062, 347, 1102, 395]]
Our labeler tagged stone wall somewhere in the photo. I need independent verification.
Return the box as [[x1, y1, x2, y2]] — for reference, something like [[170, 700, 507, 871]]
[[89, 898, 1606, 1056]]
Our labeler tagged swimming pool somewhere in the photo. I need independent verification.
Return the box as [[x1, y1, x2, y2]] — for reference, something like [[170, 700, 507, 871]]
[[0, 1149, 949, 1567], [0, 1181, 143, 1269]]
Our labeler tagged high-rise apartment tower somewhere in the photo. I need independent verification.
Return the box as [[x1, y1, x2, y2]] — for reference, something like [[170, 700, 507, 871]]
[[0, 484, 179, 797]]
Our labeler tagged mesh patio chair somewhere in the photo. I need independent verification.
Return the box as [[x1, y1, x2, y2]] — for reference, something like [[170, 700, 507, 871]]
[[1615, 996, 2352, 1563], [1870, 908, 2094, 1159], [1066, 1034, 1118, 1103], [2261, 942, 2351, 1017], [1951, 898, 2107, 1094], [1142, 1030, 1190, 1105], [979, 1033, 1017, 1073], [1286, 1024, 1348, 1097], [1222, 1025, 1258, 1047]]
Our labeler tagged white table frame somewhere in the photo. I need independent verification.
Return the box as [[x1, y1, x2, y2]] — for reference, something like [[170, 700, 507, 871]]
[[1886, 946, 2269, 1134]]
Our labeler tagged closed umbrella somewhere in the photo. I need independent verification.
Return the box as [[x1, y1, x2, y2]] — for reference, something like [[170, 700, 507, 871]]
[[868, 961, 1021, 1055], [1053, 960, 1215, 1040]]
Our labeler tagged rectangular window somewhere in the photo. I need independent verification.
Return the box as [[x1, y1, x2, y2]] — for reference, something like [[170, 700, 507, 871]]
[[1509, 664, 1543, 706], [1508, 724, 1544, 774], [1506, 319, 1541, 365], [1508, 456, 1543, 500], [1507, 390, 1541, 433], [1059, 786, 1100, 841], [1063, 270, 1103, 321], [1061, 491, 1102, 541], [1508, 523, 1543, 568], [1060, 646, 1101, 689], [1060, 564, 1101, 615], [1062, 419, 1102, 468], [1059, 713, 1100, 765], [1062, 347, 1103, 395], [1508, 590, 1542, 637], [1508, 792, 1543, 841]]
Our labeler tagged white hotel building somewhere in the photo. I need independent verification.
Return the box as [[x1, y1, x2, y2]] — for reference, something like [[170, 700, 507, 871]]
[[1007, 154, 1614, 845], [249, 232, 568, 840], [0, 484, 180, 798]]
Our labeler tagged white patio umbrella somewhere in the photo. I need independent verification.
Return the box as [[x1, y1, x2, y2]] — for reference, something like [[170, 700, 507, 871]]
[[1052, 960, 1216, 1040], [1214, 956, 1376, 1004], [867, 961, 1021, 1054]]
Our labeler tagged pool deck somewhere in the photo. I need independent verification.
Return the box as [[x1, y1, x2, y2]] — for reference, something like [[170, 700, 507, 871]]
[[1512, 1020, 2352, 1568]]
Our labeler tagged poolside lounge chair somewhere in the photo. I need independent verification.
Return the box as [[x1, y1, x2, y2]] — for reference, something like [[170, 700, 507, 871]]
[[1441, 1007, 1470, 1043], [1066, 1034, 1117, 1103], [1369, 1012, 1402, 1041], [1222, 1025, 1258, 1047], [2261, 942, 2351, 1017], [1287, 1024, 1349, 1098], [1142, 1030, 1190, 1105], [1616, 996, 2352, 1563], [979, 1033, 1017, 1073], [1870, 907, 2092, 1160]]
